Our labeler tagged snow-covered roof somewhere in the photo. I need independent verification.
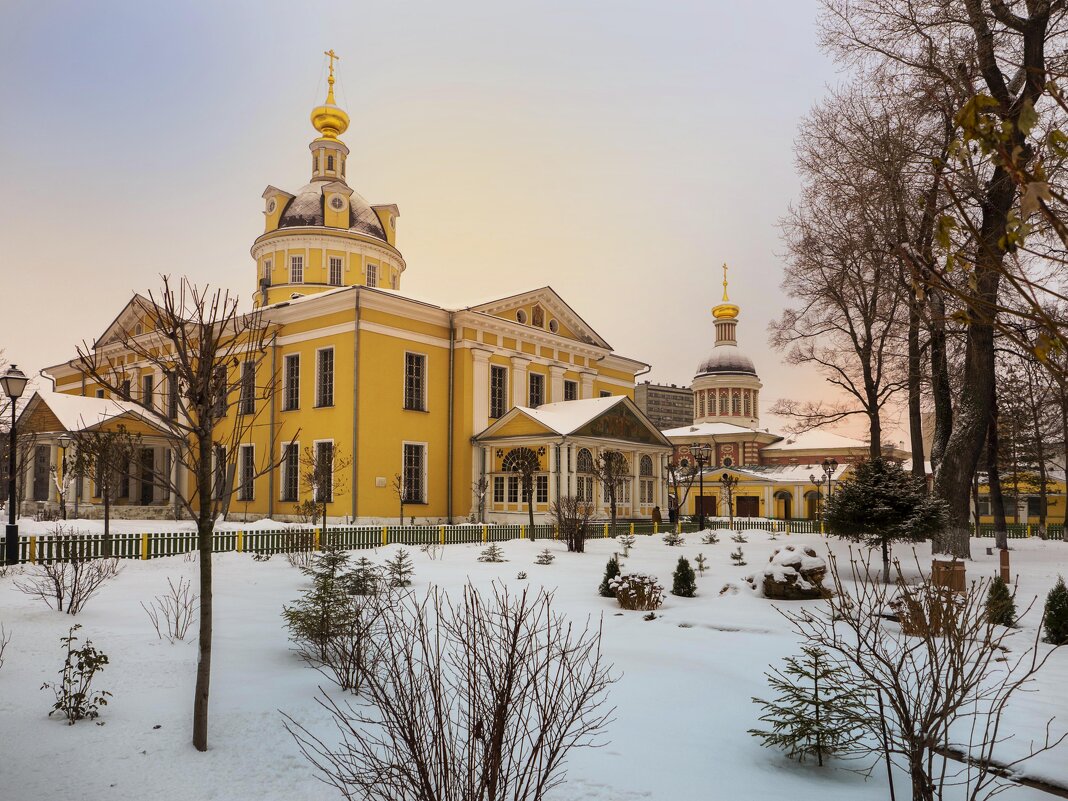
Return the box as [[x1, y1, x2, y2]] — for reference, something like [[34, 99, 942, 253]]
[[761, 429, 870, 452], [19, 390, 173, 435], [730, 462, 850, 483], [514, 396, 628, 435], [661, 421, 777, 439]]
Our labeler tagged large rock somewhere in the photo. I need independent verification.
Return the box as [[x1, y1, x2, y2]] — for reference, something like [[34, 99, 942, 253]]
[[759, 545, 829, 600]]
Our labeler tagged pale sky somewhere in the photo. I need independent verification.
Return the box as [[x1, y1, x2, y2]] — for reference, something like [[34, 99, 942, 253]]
[[0, 1, 896, 439]]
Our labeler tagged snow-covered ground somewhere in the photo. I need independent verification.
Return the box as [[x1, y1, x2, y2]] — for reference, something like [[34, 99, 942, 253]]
[[1, 529, 1065, 801]]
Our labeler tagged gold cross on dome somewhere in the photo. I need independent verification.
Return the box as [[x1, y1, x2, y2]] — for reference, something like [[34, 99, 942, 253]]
[[722, 262, 730, 302], [324, 49, 341, 80]]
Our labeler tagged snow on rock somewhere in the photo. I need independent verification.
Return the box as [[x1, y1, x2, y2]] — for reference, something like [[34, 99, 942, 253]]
[[749, 544, 829, 600]]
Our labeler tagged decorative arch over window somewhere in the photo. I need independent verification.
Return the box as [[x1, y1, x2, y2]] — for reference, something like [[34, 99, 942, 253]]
[[502, 447, 539, 473], [576, 447, 594, 502], [576, 448, 594, 474], [640, 455, 653, 476]]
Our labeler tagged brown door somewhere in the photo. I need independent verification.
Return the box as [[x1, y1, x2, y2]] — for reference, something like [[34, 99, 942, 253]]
[[736, 496, 759, 518], [695, 495, 717, 518], [140, 448, 155, 505], [32, 445, 50, 501]]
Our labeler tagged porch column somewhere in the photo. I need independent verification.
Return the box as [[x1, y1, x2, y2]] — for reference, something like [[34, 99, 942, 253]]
[[763, 485, 772, 519], [511, 356, 530, 409], [548, 444, 558, 508], [471, 348, 492, 433], [579, 370, 596, 400], [549, 365, 566, 403], [793, 485, 803, 519]]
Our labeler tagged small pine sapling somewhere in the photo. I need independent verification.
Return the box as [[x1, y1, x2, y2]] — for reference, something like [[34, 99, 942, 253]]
[[349, 557, 382, 596], [516, 571, 528, 580], [986, 576, 1016, 627], [731, 533, 748, 544], [598, 554, 622, 598], [42, 624, 112, 725], [730, 547, 746, 566], [618, 533, 636, 556], [478, 543, 507, 563], [694, 553, 708, 576], [283, 547, 357, 660], [662, 531, 685, 547], [385, 549, 415, 588], [671, 557, 697, 598], [1044, 576, 1068, 645], [535, 548, 556, 566], [749, 645, 865, 766], [700, 531, 720, 545]]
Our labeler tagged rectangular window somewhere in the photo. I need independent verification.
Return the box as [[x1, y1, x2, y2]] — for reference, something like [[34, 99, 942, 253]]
[[1027, 496, 1042, 517], [290, 254, 304, 283], [162, 450, 171, 501], [719, 392, 728, 416], [168, 372, 179, 419], [237, 444, 255, 501], [366, 263, 378, 287], [283, 354, 300, 411], [262, 259, 272, 285], [329, 256, 343, 286], [493, 476, 505, 504], [977, 497, 991, 517], [141, 374, 153, 408], [95, 389, 105, 399], [744, 392, 752, 418], [528, 373, 544, 408], [239, 362, 256, 415], [327, 154, 335, 171], [213, 445, 226, 501], [213, 365, 228, 417], [316, 348, 334, 407], [281, 443, 299, 502], [490, 365, 508, 418], [536, 475, 549, 504], [600, 390, 612, 398], [507, 475, 520, 503], [564, 380, 578, 401], [732, 393, 741, 415], [118, 457, 130, 499], [404, 353, 426, 411], [120, 378, 131, 401], [403, 443, 426, 503], [314, 441, 333, 503], [641, 479, 653, 504]]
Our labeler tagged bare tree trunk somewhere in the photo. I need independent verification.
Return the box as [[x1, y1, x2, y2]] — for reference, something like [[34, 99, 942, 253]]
[[928, 287, 953, 471], [193, 438, 213, 752], [987, 388, 1008, 551], [907, 296, 926, 480], [1061, 379, 1068, 529]]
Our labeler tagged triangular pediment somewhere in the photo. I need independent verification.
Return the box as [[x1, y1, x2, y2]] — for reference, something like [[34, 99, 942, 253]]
[[571, 400, 671, 446], [469, 287, 611, 349], [95, 294, 159, 348], [478, 410, 557, 440]]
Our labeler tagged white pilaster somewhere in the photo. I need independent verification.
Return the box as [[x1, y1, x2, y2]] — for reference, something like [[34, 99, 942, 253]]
[[511, 356, 530, 408], [549, 365, 566, 404], [580, 370, 595, 399], [471, 348, 492, 433]]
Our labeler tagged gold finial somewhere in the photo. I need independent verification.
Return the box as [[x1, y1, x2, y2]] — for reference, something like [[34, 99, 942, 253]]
[[712, 262, 739, 320], [722, 262, 730, 302], [324, 49, 341, 104]]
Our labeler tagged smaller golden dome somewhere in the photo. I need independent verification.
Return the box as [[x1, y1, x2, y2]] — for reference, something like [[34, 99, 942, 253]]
[[712, 303, 739, 320], [311, 49, 349, 140]]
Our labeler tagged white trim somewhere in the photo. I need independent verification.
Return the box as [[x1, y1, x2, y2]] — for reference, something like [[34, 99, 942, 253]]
[[277, 322, 353, 346], [282, 352, 300, 411], [290, 254, 304, 284], [403, 350, 428, 412], [279, 440, 300, 502], [312, 438, 336, 502], [237, 442, 256, 501], [359, 320, 450, 349], [314, 346, 335, 407]]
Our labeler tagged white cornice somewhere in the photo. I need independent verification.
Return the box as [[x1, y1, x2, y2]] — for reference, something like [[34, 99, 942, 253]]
[[252, 229, 406, 271]]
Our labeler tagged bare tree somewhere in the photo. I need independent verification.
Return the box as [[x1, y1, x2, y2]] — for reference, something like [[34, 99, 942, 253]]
[[779, 550, 1065, 801], [284, 583, 616, 801], [551, 494, 591, 553], [503, 446, 540, 528], [664, 454, 699, 526], [590, 450, 628, 530], [298, 443, 352, 529], [69, 425, 140, 555], [73, 276, 286, 752], [390, 473, 405, 527]]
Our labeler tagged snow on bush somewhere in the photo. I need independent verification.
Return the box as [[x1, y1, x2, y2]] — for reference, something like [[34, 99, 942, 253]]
[[609, 573, 664, 611], [748, 545, 828, 600]]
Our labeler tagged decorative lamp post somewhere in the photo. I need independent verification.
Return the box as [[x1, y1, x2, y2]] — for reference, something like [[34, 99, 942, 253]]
[[690, 442, 712, 531], [810, 458, 838, 524], [57, 432, 74, 520], [2, 365, 29, 565]]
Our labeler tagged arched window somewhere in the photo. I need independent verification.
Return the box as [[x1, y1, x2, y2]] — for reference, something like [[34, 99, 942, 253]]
[[719, 391, 729, 416], [576, 448, 594, 502], [502, 447, 539, 474], [698, 392, 706, 418], [744, 391, 752, 418], [732, 392, 741, 415], [640, 455, 653, 476]]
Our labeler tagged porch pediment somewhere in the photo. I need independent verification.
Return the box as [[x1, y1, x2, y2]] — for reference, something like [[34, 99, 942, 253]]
[[475, 395, 670, 448]]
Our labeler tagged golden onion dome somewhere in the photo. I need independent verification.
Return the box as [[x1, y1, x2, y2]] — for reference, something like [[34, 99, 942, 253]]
[[311, 50, 349, 140], [712, 302, 740, 320]]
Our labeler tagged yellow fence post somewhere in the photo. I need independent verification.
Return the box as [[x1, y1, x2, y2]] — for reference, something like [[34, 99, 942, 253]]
[[482, 525, 487, 543], [1027, 524, 1032, 538], [314, 527, 321, 549], [29, 535, 37, 564], [653, 522, 658, 535], [141, 532, 150, 560], [630, 522, 635, 536], [381, 526, 388, 546], [440, 525, 445, 545], [521, 524, 526, 540], [554, 524, 559, 539], [603, 523, 608, 538], [237, 531, 244, 553]]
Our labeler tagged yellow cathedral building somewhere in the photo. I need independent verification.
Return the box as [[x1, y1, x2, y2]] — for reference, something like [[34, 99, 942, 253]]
[[19, 55, 673, 525]]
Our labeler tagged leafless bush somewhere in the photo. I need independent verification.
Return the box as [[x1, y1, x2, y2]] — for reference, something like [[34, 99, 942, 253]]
[[14, 528, 121, 614], [282, 530, 317, 569], [0, 624, 10, 669], [294, 591, 394, 694], [552, 494, 591, 553], [609, 573, 664, 611], [780, 550, 1066, 801], [284, 583, 616, 801], [141, 577, 198, 643]]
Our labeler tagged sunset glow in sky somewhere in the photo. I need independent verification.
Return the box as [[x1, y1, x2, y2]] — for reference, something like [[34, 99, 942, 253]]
[[1, 1, 901, 438]]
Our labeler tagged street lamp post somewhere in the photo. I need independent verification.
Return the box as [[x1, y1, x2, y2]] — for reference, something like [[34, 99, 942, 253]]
[[690, 442, 712, 531], [57, 432, 74, 520], [809, 458, 838, 524], [2, 365, 29, 565]]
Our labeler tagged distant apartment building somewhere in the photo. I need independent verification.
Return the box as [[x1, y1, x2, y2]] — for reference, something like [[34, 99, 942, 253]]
[[635, 381, 694, 431]]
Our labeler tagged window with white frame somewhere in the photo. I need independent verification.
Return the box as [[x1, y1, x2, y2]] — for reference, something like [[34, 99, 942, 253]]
[[564, 380, 578, 401], [403, 443, 426, 503], [281, 443, 299, 502], [507, 475, 519, 503], [237, 444, 255, 501], [313, 441, 334, 503], [283, 354, 300, 411], [239, 362, 256, 415], [316, 348, 334, 407], [290, 254, 304, 283], [536, 475, 548, 504], [640, 455, 654, 506], [732, 392, 741, 415], [719, 392, 728, 416], [141, 374, 153, 409], [366, 264, 378, 287], [262, 259, 272, 284], [493, 476, 505, 504], [404, 353, 426, 411], [744, 391, 752, 418], [329, 256, 343, 286], [490, 365, 507, 418], [576, 448, 594, 503], [528, 372, 545, 408], [599, 390, 611, 398]]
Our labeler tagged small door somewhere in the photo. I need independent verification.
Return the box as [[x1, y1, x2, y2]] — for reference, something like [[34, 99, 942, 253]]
[[695, 495, 717, 518], [140, 448, 155, 505], [736, 496, 760, 518], [32, 445, 50, 501]]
